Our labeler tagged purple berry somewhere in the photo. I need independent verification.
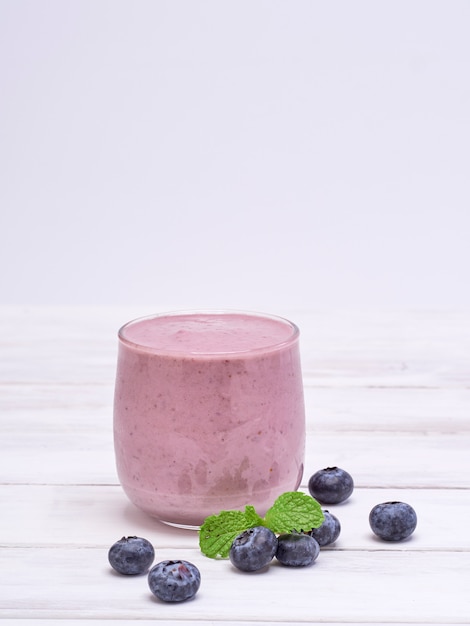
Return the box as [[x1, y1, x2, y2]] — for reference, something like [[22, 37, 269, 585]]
[[148, 560, 201, 602], [108, 536, 155, 575], [308, 467, 354, 504], [229, 526, 277, 572], [276, 532, 320, 567], [369, 501, 417, 541], [308, 510, 341, 546]]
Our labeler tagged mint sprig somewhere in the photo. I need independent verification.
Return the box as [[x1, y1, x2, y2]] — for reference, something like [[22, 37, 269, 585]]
[[263, 491, 325, 534], [198, 505, 264, 559], [199, 492, 324, 559]]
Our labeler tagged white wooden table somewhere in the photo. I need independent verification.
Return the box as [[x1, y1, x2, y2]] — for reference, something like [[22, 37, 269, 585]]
[[1, 307, 469, 624]]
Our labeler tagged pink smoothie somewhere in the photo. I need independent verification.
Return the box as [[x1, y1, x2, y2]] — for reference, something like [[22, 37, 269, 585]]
[[113, 311, 305, 526]]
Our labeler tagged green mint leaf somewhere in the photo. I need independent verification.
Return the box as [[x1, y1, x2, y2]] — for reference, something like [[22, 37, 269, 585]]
[[264, 491, 324, 534], [199, 505, 264, 559]]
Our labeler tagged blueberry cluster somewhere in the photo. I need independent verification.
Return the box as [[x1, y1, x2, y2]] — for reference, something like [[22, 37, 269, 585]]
[[229, 526, 321, 571], [107, 466, 418, 598], [307, 466, 418, 543], [229, 505, 342, 572], [227, 467, 356, 573], [108, 536, 201, 602]]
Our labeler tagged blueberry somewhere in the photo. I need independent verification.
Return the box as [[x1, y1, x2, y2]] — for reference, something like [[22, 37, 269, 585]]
[[148, 560, 201, 602], [308, 466, 354, 504], [108, 536, 155, 575], [369, 501, 417, 541], [229, 526, 278, 572], [308, 510, 341, 546], [276, 532, 320, 567]]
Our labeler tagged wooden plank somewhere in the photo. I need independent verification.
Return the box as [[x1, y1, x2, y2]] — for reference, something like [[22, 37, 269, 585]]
[[1, 430, 469, 488], [305, 431, 470, 489], [0, 485, 467, 552], [0, 484, 197, 550], [305, 386, 470, 432], [2, 616, 465, 626], [2, 384, 470, 433], [0, 622, 379, 626], [0, 547, 467, 622], [1, 308, 469, 388], [0, 383, 114, 415], [0, 622, 387, 626]]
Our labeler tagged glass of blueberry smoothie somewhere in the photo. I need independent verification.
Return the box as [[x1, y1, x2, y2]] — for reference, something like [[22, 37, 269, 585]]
[[113, 310, 305, 527]]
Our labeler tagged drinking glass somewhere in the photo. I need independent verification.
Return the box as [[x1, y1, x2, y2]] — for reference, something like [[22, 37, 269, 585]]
[[113, 310, 305, 527]]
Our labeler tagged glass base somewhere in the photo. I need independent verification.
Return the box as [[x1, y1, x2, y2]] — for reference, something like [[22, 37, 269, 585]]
[[159, 519, 200, 531]]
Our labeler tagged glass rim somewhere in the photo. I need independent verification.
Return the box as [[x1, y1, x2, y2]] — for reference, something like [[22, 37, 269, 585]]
[[118, 309, 300, 358]]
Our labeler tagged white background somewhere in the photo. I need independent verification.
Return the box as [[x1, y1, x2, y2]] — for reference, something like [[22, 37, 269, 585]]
[[1, 0, 469, 310]]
